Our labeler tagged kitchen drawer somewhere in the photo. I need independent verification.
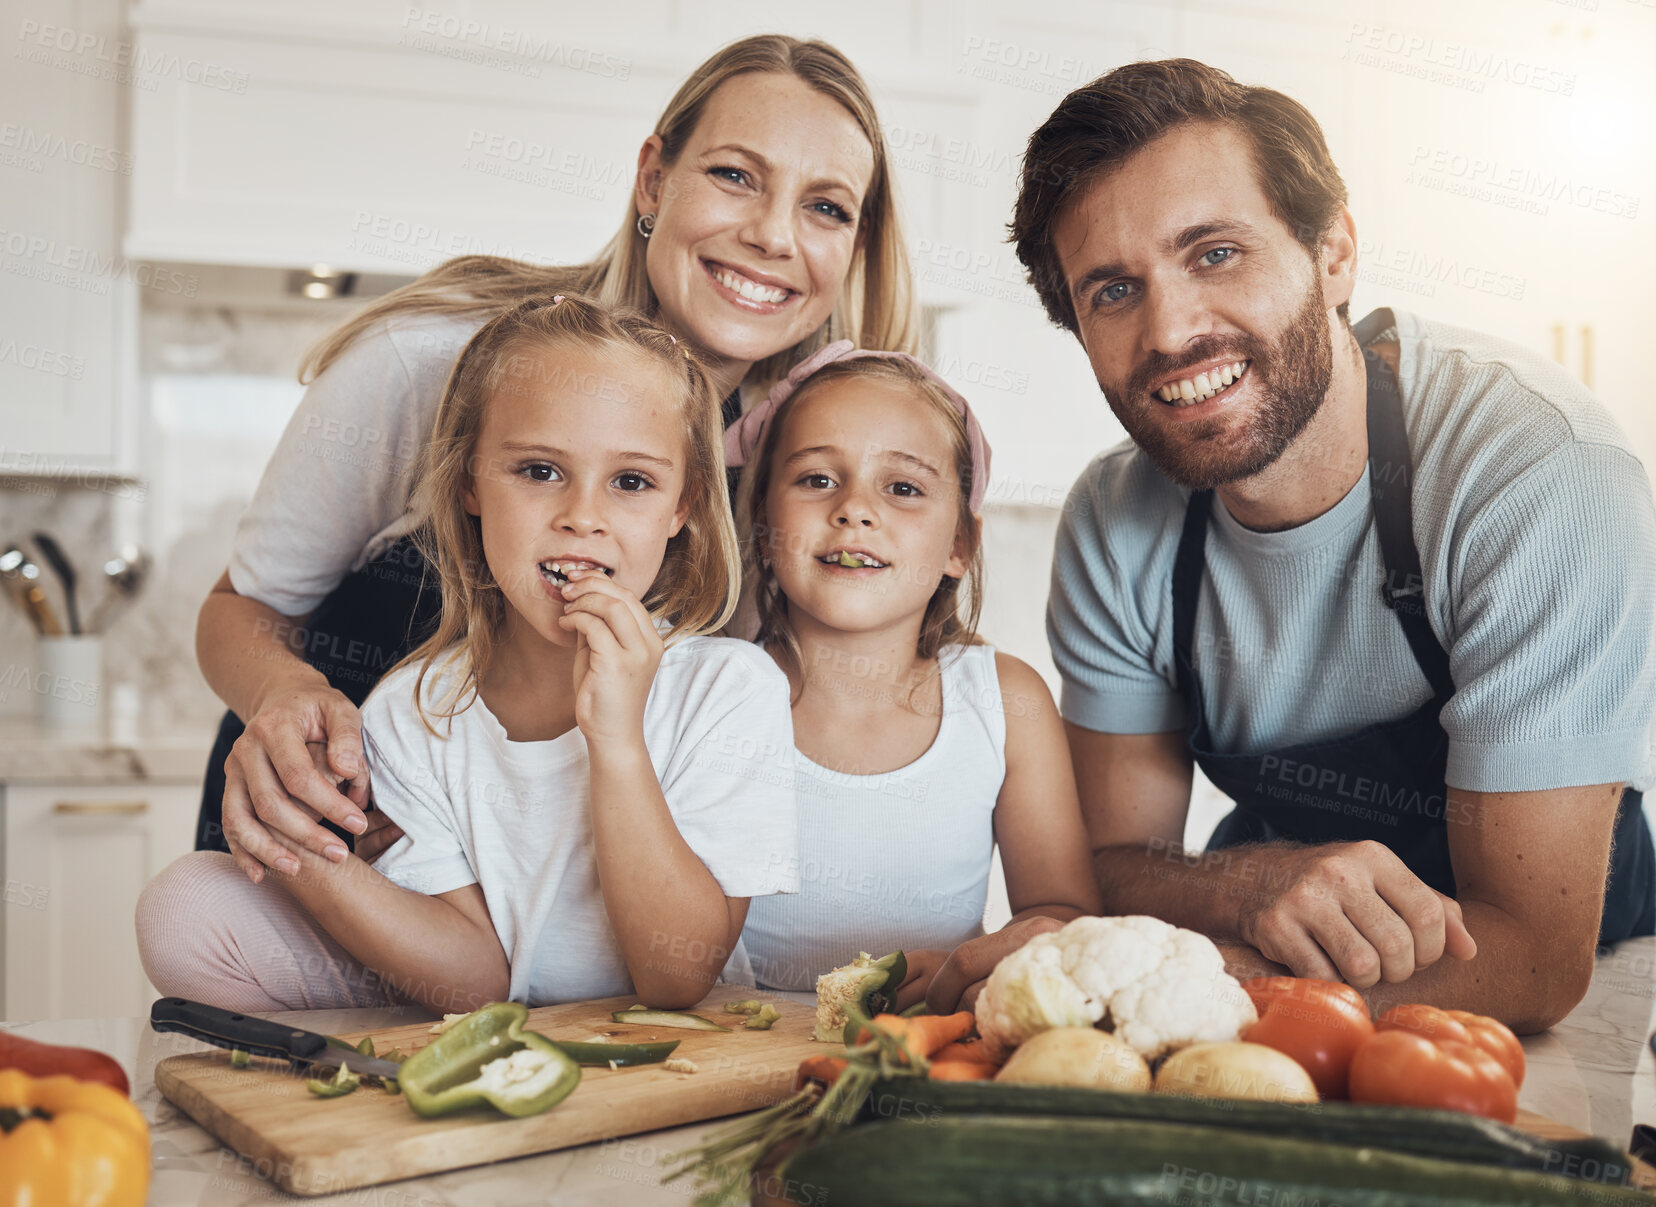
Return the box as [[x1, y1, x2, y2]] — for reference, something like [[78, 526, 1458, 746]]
[[3, 780, 199, 1021]]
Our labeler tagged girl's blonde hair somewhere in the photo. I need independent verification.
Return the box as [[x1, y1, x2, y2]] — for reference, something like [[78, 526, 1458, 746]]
[[298, 35, 918, 389], [736, 358, 984, 697], [395, 293, 739, 733]]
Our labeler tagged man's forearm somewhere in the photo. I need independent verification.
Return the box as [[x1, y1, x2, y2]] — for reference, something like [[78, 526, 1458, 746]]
[[1359, 900, 1588, 1033], [278, 846, 510, 1014], [1218, 902, 1585, 1035], [1094, 841, 1254, 938], [196, 586, 326, 722]]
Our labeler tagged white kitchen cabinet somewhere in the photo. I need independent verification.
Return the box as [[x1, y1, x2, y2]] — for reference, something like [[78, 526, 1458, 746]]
[[122, 4, 976, 276], [3, 780, 198, 1021], [0, 0, 138, 473]]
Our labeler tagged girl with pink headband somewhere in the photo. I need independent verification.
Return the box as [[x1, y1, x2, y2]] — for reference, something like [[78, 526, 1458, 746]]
[[727, 340, 1103, 1011]]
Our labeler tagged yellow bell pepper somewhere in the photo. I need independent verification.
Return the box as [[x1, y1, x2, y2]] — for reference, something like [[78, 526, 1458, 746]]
[[0, 1070, 150, 1207]]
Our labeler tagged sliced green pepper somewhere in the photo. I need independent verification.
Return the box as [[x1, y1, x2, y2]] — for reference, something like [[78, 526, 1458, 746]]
[[230, 1048, 251, 1069], [397, 1002, 580, 1119], [610, 1008, 729, 1032], [551, 1039, 680, 1067], [723, 1000, 764, 1016], [307, 1063, 362, 1098], [355, 1036, 376, 1058]]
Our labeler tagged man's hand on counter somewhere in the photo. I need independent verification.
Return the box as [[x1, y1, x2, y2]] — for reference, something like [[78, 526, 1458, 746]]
[[1235, 840, 1477, 989]]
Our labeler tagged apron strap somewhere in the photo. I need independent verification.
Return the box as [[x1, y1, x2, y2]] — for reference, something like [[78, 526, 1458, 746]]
[[1171, 487, 1213, 706], [1364, 348, 1456, 702]]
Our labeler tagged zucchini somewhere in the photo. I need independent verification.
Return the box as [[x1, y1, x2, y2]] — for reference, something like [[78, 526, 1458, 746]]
[[783, 1116, 1650, 1206], [866, 1079, 1632, 1184]]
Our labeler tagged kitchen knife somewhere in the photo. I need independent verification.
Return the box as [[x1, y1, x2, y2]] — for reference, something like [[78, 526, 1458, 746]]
[[149, 997, 404, 1079]]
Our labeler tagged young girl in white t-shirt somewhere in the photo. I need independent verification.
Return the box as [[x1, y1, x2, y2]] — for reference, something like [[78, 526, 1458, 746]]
[[725, 342, 1102, 1012], [138, 295, 797, 1012]]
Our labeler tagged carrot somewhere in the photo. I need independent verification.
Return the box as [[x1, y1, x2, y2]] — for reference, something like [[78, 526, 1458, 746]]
[[930, 1039, 1000, 1067], [851, 1012, 977, 1060], [793, 1055, 849, 1092], [927, 1060, 996, 1082]]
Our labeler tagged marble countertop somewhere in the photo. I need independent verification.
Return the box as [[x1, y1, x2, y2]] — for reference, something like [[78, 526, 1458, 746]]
[[0, 717, 213, 783], [9, 945, 1655, 1206]]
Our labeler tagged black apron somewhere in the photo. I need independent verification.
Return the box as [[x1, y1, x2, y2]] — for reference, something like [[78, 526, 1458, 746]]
[[195, 388, 749, 853], [1174, 328, 1654, 944]]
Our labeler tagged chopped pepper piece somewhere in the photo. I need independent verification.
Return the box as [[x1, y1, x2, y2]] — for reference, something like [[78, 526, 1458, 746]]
[[397, 1002, 580, 1119], [724, 1000, 764, 1016], [230, 1048, 251, 1069], [744, 1005, 782, 1031], [306, 1063, 361, 1099], [355, 1036, 376, 1059]]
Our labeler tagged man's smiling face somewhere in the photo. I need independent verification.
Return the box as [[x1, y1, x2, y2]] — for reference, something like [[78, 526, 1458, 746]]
[[1053, 120, 1341, 490]]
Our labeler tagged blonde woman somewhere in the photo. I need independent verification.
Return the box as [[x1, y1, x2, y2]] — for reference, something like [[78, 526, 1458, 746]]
[[193, 34, 917, 883], [142, 295, 798, 1011]]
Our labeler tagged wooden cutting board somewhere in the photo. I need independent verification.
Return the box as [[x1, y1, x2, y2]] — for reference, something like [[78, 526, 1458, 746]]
[[154, 990, 823, 1196]]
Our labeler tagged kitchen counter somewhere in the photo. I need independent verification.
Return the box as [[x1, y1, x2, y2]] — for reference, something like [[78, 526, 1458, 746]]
[[9, 945, 1655, 1206], [0, 717, 213, 783]]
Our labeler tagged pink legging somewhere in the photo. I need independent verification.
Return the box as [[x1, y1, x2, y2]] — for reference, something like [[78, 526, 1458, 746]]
[[136, 851, 407, 1012]]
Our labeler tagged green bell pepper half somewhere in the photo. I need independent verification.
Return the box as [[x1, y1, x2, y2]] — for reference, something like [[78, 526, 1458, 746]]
[[861, 950, 907, 1017], [397, 1002, 580, 1119]]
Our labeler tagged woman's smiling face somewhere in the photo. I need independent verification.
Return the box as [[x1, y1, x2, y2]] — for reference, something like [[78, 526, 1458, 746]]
[[636, 72, 875, 385]]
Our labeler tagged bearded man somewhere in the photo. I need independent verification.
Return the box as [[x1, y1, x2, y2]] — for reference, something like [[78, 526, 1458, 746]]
[[1015, 59, 1655, 1031]]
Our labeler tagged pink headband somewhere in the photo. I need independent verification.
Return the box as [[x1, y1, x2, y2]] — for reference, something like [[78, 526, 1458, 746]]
[[722, 340, 994, 514]]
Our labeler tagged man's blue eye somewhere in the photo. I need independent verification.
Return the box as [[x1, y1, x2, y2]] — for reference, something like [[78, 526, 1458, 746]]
[[1201, 248, 1234, 266], [1103, 282, 1131, 303]]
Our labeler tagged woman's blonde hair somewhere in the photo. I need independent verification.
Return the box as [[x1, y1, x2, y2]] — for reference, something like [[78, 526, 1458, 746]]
[[736, 358, 984, 699], [299, 34, 918, 389], [394, 293, 739, 734]]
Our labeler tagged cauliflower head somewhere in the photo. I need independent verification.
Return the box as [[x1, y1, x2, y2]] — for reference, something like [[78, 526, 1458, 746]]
[[975, 915, 1257, 1061]]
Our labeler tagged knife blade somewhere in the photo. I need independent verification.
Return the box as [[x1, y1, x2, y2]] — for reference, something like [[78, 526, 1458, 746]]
[[149, 996, 404, 1079]]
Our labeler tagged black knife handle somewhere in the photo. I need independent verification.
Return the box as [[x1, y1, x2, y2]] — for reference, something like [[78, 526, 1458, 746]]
[[150, 997, 326, 1062]]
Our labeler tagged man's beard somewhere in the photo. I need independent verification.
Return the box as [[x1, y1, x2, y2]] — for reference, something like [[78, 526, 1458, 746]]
[[1103, 280, 1334, 491]]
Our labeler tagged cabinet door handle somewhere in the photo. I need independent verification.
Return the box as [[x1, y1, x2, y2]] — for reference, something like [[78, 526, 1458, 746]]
[[52, 800, 149, 816]]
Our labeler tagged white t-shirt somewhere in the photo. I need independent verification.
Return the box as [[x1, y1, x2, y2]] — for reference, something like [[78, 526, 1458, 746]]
[[364, 635, 800, 1005], [740, 644, 1005, 991]]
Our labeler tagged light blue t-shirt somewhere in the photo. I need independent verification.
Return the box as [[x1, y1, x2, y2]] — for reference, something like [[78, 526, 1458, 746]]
[[1049, 309, 1656, 794]]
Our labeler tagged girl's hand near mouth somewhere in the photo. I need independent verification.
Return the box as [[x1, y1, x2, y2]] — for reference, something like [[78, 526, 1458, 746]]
[[557, 570, 663, 749]]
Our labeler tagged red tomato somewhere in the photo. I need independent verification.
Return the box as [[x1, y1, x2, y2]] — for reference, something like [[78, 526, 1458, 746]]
[[1349, 1030, 1518, 1123], [1376, 1003, 1472, 1045], [1243, 977, 1369, 1024], [1445, 1010, 1526, 1090], [1242, 981, 1375, 1100], [1378, 1004, 1525, 1090]]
